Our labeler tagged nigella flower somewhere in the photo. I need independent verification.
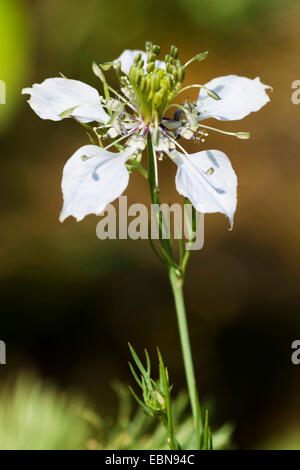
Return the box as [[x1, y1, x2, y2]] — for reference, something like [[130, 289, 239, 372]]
[[22, 42, 271, 225]]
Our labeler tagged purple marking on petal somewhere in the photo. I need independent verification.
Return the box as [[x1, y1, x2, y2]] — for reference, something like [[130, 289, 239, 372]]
[[143, 126, 149, 136]]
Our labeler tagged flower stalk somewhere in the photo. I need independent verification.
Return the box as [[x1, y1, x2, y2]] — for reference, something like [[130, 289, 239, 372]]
[[146, 130, 202, 446], [168, 267, 202, 446]]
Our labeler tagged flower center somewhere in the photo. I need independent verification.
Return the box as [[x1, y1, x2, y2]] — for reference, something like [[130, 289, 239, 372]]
[[128, 42, 185, 125]]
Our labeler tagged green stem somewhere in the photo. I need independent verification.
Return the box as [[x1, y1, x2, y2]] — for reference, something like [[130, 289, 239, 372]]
[[146, 132, 202, 447], [168, 267, 202, 445]]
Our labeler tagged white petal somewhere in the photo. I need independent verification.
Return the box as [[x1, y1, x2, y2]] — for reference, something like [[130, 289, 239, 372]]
[[22, 77, 109, 123], [171, 149, 237, 225], [60, 145, 135, 222], [197, 75, 271, 121], [115, 49, 165, 75]]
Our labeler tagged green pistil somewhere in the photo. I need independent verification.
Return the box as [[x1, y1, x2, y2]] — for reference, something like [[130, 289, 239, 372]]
[[128, 42, 185, 125]]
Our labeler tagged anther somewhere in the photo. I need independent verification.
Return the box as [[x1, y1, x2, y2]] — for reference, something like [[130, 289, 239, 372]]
[[204, 87, 221, 101], [134, 53, 142, 64], [236, 132, 251, 139], [170, 45, 178, 59], [151, 74, 160, 92], [147, 52, 157, 63], [166, 63, 173, 74], [153, 45, 160, 55], [177, 67, 185, 83], [145, 40, 153, 52], [147, 62, 155, 73]]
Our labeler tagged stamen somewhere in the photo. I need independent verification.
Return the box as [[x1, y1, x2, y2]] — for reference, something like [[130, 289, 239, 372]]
[[183, 51, 209, 68], [176, 84, 220, 100], [159, 128, 189, 156], [103, 125, 142, 151], [198, 124, 250, 139]]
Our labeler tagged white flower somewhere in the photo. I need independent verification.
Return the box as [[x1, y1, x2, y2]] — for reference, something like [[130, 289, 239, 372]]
[[22, 43, 271, 225], [171, 150, 237, 226], [59, 145, 136, 222], [197, 75, 271, 121], [116, 49, 166, 75], [22, 77, 109, 123]]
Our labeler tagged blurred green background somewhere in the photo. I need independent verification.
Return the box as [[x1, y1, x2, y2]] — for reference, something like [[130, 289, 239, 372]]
[[1, 0, 300, 449]]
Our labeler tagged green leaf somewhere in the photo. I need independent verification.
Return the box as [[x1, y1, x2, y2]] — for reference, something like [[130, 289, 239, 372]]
[[157, 349, 178, 450], [128, 344, 151, 389], [128, 386, 152, 417], [128, 361, 143, 389]]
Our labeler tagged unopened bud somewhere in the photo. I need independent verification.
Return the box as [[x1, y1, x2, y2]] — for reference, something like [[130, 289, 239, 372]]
[[153, 391, 165, 407]]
